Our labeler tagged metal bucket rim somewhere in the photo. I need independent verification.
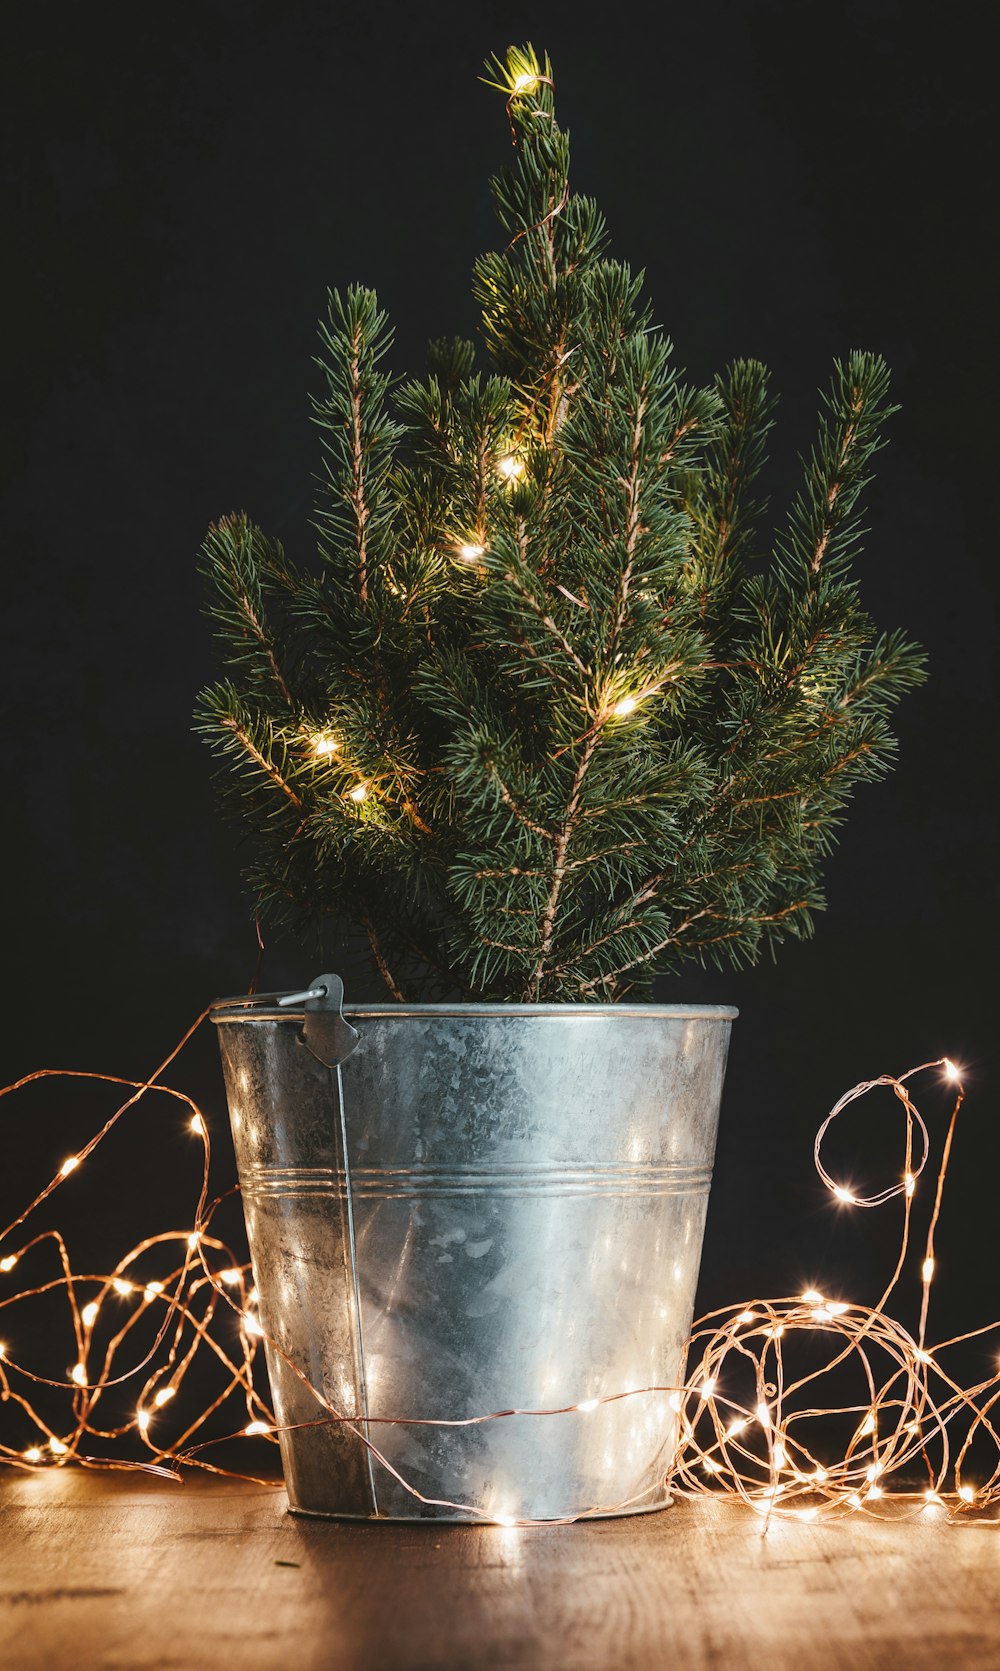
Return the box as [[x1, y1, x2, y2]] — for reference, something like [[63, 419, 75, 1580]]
[[211, 998, 738, 1024]]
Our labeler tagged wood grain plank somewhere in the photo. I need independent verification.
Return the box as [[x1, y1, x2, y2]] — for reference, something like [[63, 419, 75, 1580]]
[[2, 1472, 999, 1670]]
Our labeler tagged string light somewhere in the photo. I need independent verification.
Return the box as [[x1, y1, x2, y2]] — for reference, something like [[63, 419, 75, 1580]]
[[0, 1038, 989, 1526], [511, 73, 538, 95], [943, 1059, 961, 1082], [348, 783, 368, 803], [190, 1113, 206, 1137], [612, 695, 639, 716], [457, 541, 486, 562], [312, 735, 339, 758], [59, 1157, 80, 1177], [496, 454, 524, 481]]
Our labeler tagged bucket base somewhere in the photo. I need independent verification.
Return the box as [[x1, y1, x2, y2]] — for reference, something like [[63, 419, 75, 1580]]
[[286, 1491, 674, 1525]]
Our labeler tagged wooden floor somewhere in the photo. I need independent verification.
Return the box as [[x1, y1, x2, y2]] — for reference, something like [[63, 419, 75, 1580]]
[[3, 1470, 1000, 1670]]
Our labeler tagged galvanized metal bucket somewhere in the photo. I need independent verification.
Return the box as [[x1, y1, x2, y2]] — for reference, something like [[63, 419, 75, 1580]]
[[211, 983, 736, 1522]]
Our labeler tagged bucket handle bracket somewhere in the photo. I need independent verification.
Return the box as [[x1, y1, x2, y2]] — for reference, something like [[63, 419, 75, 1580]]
[[281, 973, 361, 1068]]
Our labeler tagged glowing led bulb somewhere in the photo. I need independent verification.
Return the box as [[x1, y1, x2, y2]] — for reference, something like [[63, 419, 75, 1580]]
[[667, 1392, 683, 1413], [735, 1310, 757, 1325], [511, 72, 538, 94], [825, 1301, 849, 1316], [577, 1398, 599, 1413], [497, 454, 524, 481], [143, 1281, 164, 1302], [248, 1288, 259, 1305], [699, 1377, 716, 1399], [832, 1184, 856, 1204], [772, 1443, 787, 1468], [458, 542, 486, 562], [59, 1156, 81, 1177], [312, 734, 339, 758], [726, 1419, 747, 1437], [49, 1438, 68, 1455], [219, 1268, 243, 1286], [943, 1058, 961, 1082], [922, 1257, 936, 1283], [153, 1387, 175, 1408], [23, 1447, 43, 1463], [112, 1277, 133, 1295], [796, 1507, 818, 1522], [813, 1466, 828, 1483], [958, 1484, 974, 1503], [348, 782, 368, 803], [81, 1302, 99, 1329], [243, 1313, 265, 1338], [245, 1420, 270, 1436], [0, 1340, 6, 1359], [915, 1349, 933, 1366], [190, 1113, 206, 1137], [846, 1493, 862, 1510], [69, 1363, 86, 1387], [755, 1402, 771, 1429], [187, 1232, 201, 1251], [860, 1412, 876, 1437], [0, 1255, 17, 1273], [866, 1484, 883, 1500], [136, 1409, 151, 1433], [613, 695, 639, 717], [703, 1457, 720, 1474], [866, 1463, 882, 1482], [904, 1172, 915, 1197], [800, 1290, 824, 1305]]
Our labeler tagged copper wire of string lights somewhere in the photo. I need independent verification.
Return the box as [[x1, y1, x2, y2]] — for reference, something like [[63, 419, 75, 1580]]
[[0, 1027, 993, 1526]]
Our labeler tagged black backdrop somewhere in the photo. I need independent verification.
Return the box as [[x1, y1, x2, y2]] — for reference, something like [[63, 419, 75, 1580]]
[[3, 0, 996, 1405]]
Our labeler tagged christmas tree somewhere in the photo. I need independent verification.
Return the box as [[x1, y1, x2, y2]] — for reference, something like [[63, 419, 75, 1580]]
[[197, 45, 924, 1003]]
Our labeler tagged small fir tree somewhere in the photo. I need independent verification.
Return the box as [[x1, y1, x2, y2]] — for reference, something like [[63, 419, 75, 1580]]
[[197, 45, 925, 1002]]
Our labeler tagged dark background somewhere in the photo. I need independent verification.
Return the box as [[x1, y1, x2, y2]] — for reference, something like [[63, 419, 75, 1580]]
[[2, 0, 996, 1426]]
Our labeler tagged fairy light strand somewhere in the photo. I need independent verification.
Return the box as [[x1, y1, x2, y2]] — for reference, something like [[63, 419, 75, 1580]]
[[1, 1032, 994, 1526]]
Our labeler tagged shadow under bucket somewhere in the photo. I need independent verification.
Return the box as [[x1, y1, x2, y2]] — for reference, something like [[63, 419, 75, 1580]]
[[211, 987, 736, 1522]]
